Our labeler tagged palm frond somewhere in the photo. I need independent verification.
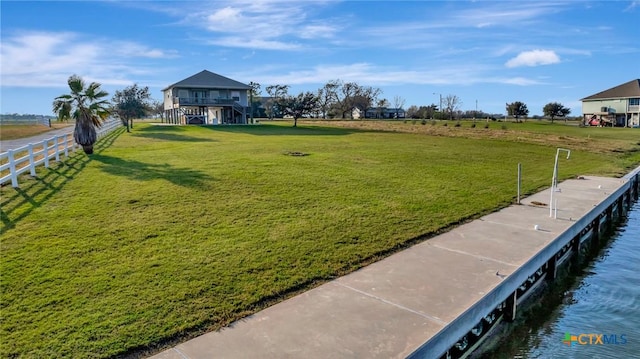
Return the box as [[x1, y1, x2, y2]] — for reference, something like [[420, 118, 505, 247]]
[[55, 75, 111, 151], [68, 75, 85, 95]]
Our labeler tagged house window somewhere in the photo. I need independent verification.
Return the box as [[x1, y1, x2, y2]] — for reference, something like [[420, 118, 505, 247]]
[[231, 91, 240, 101], [629, 98, 640, 106]]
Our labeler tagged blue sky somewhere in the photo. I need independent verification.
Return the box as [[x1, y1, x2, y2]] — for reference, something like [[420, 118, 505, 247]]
[[1, 0, 639, 116]]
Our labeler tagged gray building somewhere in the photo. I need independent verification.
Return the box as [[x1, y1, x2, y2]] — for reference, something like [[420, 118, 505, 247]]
[[162, 70, 251, 125], [581, 79, 640, 127]]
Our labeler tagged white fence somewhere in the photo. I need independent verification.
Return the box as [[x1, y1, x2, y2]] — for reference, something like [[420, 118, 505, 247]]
[[0, 118, 120, 188], [0, 116, 52, 127]]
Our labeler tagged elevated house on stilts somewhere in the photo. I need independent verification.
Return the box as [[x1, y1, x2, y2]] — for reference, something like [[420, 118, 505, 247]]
[[581, 79, 640, 128], [162, 70, 252, 125]]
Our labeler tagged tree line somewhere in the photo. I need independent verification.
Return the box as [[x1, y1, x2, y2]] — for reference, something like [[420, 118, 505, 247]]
[[250, 80, 393, 125], [52, 73, 576, 155], [404, 100, 572, 123], [505, 101, 572, 123]]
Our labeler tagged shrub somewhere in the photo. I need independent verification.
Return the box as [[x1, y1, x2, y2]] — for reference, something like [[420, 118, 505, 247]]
[[421, 119, 427, 125]]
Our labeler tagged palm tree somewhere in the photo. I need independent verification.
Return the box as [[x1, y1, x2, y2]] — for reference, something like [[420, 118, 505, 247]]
[[53, 75, 111, 154]]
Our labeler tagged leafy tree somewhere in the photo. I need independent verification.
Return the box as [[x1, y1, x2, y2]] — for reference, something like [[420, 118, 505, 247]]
[[420, 104, 438, 119], [506, 101, 529, 122], [406, 105, 419, 119], [112, 84, 152, 132], [52, 75, 110, 154], [543, 102, 571, 123], [278, 91, 319, 127], [444, 94, 462, 120]]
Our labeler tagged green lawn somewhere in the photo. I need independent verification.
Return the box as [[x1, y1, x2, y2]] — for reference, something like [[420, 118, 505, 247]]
[[1, 122, 638, 357]]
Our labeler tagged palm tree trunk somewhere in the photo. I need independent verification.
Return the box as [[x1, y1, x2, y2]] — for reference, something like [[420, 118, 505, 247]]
[[74, 120, 97, 154]]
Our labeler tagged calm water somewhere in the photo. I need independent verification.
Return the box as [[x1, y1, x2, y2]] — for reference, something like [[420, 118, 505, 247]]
[[484, 200, 640, 359]]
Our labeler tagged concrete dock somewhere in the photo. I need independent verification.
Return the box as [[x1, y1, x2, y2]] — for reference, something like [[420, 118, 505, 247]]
[[150, 175, 635, 359]]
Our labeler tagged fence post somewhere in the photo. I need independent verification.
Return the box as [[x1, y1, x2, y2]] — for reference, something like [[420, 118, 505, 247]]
[[64, 134, 70, 158], [44, 140, 50, 168], [54, 136, 60, 161], [28, 143, 37, 177], [8, 149, 18, 187]]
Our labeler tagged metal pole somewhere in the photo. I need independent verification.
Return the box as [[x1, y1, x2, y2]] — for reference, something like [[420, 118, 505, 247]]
[[517, 163, 521, 204], [550, 148, 571, 217]]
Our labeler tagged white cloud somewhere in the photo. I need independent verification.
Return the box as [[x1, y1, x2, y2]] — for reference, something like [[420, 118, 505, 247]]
[[505, 50, 560, 68], [0, 31, 176, 87], [113, 41, 179, 59], [206, 37, 302, 51], [454, 2, 566, 27], [237, 63, 541, 88], [500, 77, 543, 86], [184, 1, 341, 50], [625, 1, 639, 12]]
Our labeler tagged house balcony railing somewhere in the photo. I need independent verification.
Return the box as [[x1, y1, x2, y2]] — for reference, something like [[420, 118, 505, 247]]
[[173, 97, 242, 106]]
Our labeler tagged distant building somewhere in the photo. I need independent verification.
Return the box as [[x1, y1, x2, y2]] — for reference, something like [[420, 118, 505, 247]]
[[581, 79, 640, 127], [162, 70, 251, 125], [352, 107, 406, 119]]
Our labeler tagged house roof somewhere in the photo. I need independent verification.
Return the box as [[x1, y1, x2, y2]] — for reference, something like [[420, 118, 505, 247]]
[[162, 70, 251, 91], [581, 79, 640, 101]]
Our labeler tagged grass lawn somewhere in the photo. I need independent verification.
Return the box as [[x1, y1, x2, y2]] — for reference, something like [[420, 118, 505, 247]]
[[1, 121, 639, 357], [0, 123, 73, 141]]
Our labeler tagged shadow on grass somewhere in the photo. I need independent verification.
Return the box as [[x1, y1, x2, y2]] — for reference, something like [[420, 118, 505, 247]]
[[0, 128, 124, 234], [199, 123, 361, 136], [91, 154, 215, 189], [133, 125, 218, 142]]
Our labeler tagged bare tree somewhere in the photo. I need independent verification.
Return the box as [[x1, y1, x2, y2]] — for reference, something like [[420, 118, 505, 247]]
[[336, 81, 358, 118], [151, 100, 165, 122], [330, 80, 381, 119], [317, 80, 340, 119], [248, 82, 261, 122], [377, 99, 390, 118], [443, 94, 462, 120], [265, 84, 289, 119], [392, 95, 406, 119]]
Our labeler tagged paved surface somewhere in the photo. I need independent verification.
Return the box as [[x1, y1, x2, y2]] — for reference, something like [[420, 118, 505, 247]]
[[149, 176, 628, 359], [0, 126, 73, 152]]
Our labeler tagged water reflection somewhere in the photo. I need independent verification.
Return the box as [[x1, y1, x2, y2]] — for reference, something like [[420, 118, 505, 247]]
[[482, 202, 640, 359]]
